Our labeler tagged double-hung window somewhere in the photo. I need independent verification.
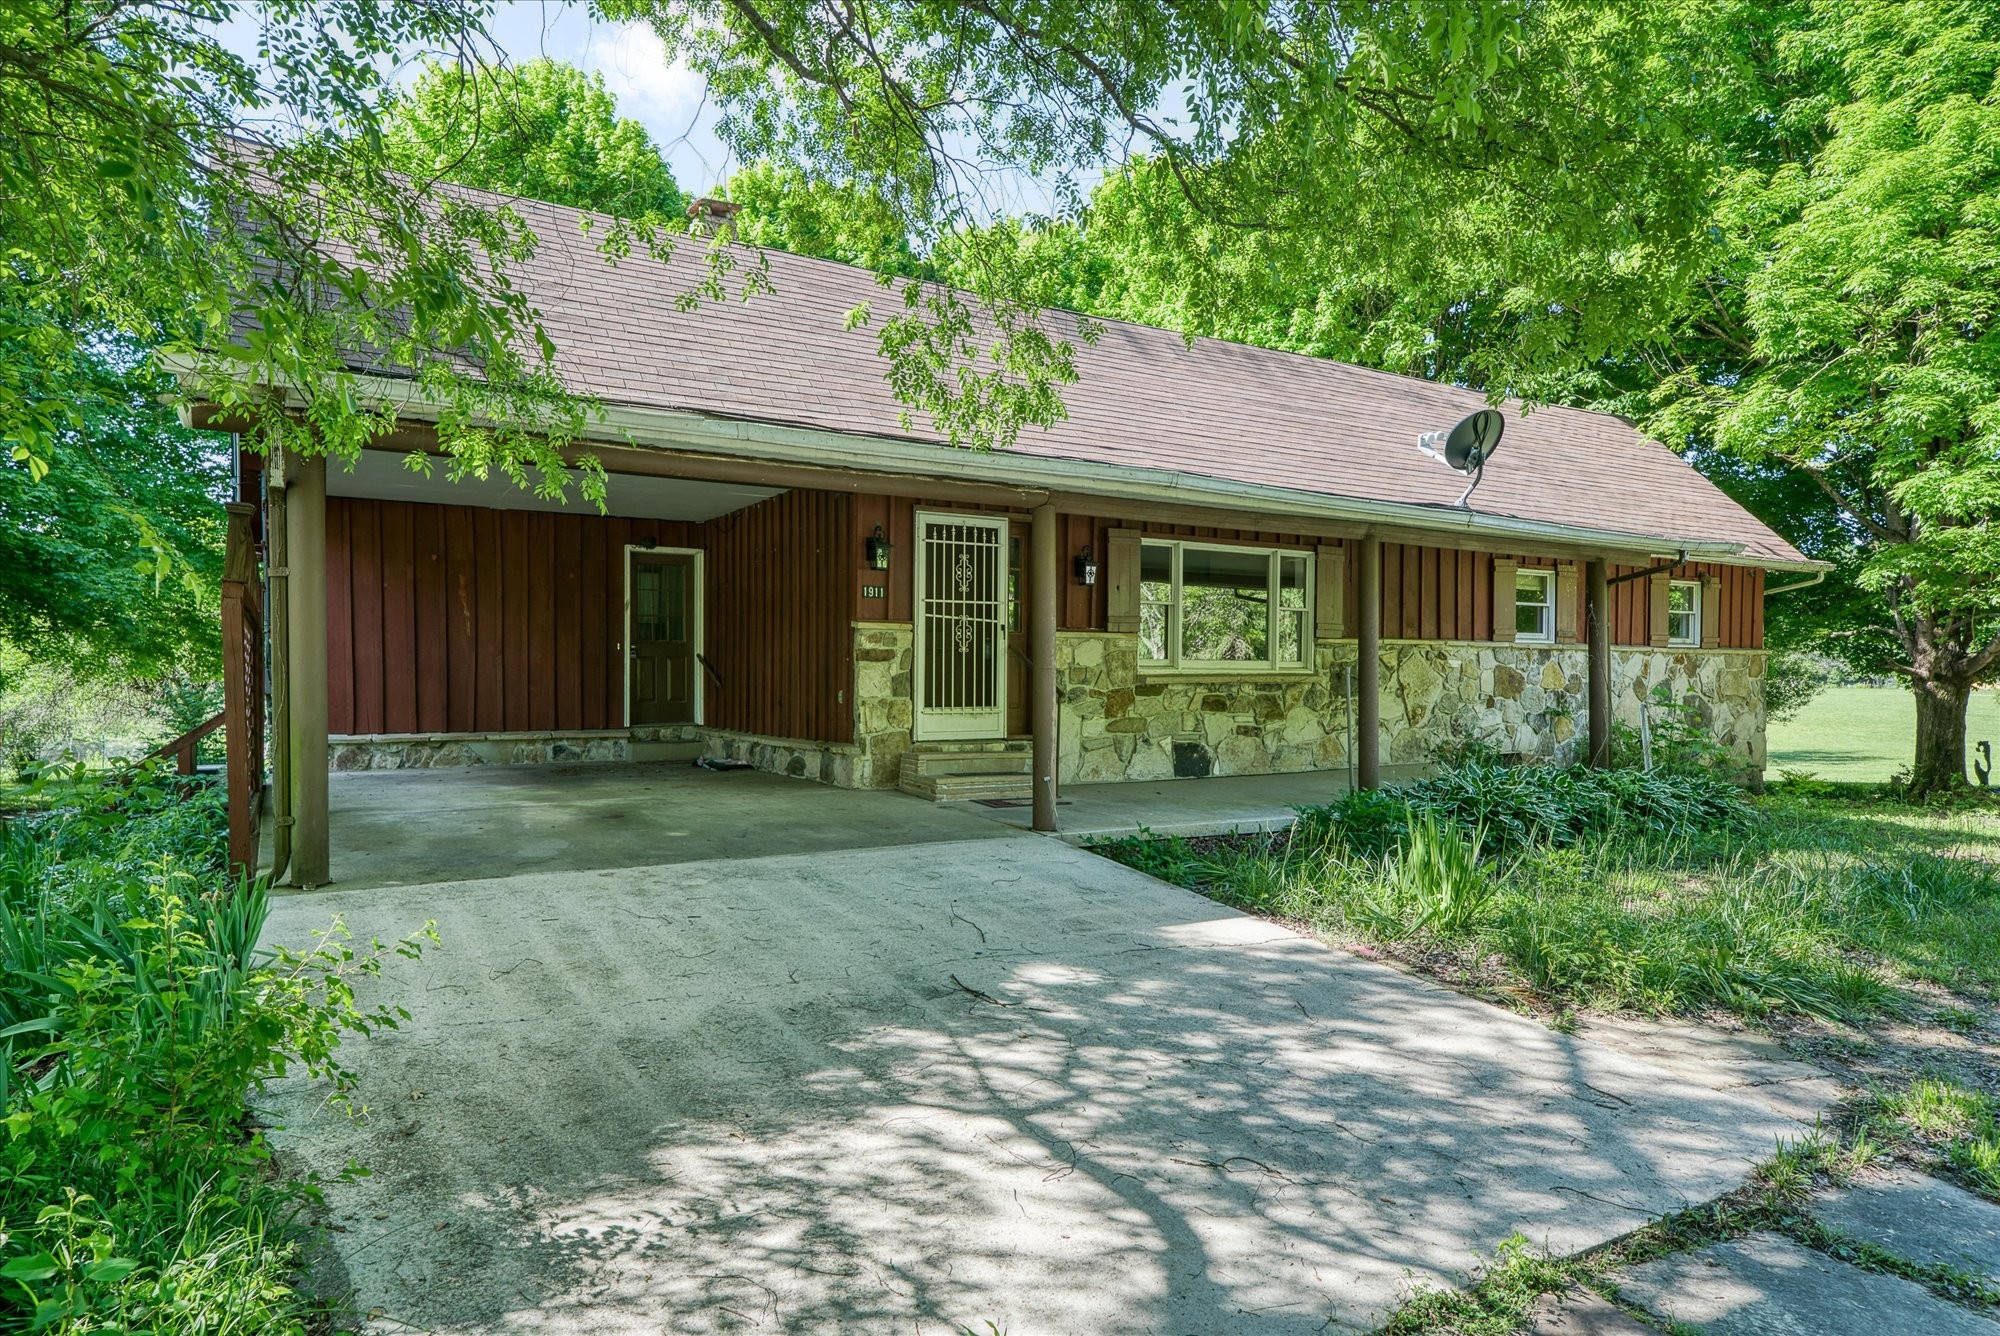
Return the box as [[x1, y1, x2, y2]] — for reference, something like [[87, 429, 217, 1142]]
[[1138, 540, 1311, 671], [1514, 568, 1556, 644], [1667, 580, 1701, 647]]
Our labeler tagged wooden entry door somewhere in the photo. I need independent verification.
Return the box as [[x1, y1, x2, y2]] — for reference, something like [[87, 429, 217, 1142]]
[[914, 512, 1008, 740], [629, 552, 697, 725]]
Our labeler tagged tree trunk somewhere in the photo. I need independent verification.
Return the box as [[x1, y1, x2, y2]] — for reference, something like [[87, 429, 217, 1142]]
[[1909, 671, 1972, 797]]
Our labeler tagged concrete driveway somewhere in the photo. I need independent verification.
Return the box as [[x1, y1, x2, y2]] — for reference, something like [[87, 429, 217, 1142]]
[[263, 826, 1799, 1334]]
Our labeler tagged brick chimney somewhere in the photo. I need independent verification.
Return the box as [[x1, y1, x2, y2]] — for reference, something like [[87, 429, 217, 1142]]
[[685, 196, 742, 237]]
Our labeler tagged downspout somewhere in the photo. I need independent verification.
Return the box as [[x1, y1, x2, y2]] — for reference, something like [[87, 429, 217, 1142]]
[[1765, 569, 1827, 596], [263, 443, 293, 885]]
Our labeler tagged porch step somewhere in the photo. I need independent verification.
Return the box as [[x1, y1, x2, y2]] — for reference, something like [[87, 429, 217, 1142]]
[[901, 748, 1032, 778], [899, 770, 1034, 802], [899, 747, 1033, 801]]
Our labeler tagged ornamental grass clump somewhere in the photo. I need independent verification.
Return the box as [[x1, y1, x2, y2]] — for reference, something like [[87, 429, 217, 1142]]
[[0, 762, 433, 1333]]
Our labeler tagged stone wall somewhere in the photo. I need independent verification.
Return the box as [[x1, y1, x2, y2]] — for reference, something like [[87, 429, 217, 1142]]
[[1055, 633, 1357, 783], [1376, 642, 1766, 769], [328, 726, 697, 771], [1042, 632, 1766, 785], [852, 622, 915, 788], [328, 632, 1765, 784]]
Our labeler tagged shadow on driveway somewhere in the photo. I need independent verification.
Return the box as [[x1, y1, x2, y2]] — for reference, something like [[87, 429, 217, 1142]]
[[262, 834, 1802, 1334]]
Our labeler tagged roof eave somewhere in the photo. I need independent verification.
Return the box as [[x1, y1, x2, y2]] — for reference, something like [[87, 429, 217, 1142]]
[[173, 360, 1818, 569]]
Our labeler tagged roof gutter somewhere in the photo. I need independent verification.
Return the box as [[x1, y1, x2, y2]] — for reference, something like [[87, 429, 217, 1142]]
[[171, 361, 1817, 567]]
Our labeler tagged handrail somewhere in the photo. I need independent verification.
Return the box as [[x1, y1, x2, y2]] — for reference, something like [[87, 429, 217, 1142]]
[[146, 711, 226, 777]]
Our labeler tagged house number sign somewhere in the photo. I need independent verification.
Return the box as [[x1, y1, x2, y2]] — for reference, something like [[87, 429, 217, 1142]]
[[862, 583, 887, 599]]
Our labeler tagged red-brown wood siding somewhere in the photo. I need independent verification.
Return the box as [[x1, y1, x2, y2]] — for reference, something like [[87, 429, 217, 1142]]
[[328, 491, 1766, 741], [702, 490, 855, 743], [326, 494, 856, 741], [846, 497, 1767, 651]]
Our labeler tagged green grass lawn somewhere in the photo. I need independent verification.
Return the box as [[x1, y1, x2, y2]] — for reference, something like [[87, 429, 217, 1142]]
[[1769, 685, 2000, 783]]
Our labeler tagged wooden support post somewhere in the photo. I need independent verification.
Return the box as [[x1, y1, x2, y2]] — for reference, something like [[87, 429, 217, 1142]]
[[1587, 557, 1611, 769], [1356, 535, 1382, 789], [286, 449, 331, 887], [1030, 502, 1060, 833]]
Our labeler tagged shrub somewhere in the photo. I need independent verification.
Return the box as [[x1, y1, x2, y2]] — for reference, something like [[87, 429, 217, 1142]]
[[1301, 759, 1754, 854], [0, 762, 432, 1332]]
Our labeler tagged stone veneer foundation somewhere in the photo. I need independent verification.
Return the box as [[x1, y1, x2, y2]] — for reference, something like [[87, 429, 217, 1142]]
[[326, 626, 1765, 786]]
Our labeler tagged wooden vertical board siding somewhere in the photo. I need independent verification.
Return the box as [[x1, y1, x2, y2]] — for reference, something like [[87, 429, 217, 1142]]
[[326, 500, 355, 734], [1419, 547, 1441, 640], [554, 515, 582, 730], [500, 510, 529, 730], [349, 500, 385, 734], [1392, 540, 1408, 640], [1400, 545, 1421, 638], [1435, 549, 1457, 639], [578, 521, 606, 729], [379, 502, 415, 733], [526, 513, 555, 727], [444, 505, 477, 733], [473, 508, 505, 731], [412, 504, 447, 732]]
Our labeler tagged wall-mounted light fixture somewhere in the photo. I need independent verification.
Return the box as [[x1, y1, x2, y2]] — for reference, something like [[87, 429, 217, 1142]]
[[1074, 544, 1098, 587], [866, 525, 893, 571]]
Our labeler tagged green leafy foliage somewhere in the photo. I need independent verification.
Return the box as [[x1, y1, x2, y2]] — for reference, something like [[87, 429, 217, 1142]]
[[383, 58, 687, 219], [1099, 758, 2000, 1022], [602, 0, 1734, 434], [0, 298, 230, 680], [1, 0, 602, 502], [1296, 760, 1755, 854], [1638, 0, 2000, 792], [0, 764, 434, 1332]]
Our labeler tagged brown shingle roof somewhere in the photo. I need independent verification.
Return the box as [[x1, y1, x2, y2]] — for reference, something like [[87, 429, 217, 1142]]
[[487, 193, 1806, 565]]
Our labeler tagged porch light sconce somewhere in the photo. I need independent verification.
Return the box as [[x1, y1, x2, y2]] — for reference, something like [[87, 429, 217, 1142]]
[[1074, 545, 1098, 587], [866, 525, 892, 571]]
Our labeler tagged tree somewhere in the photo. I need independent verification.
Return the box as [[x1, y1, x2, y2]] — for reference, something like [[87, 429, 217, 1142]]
[[0, 300, 229, 680], [721, 161, 930, 277], [0, 0, 602, 502], [1643, 0, 2000, 795], [602, 0, 1738, 441], [383, 57, 686, 218]]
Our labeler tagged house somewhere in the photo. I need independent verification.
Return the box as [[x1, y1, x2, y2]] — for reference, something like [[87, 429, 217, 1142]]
[[185, 191, 1813, 883]]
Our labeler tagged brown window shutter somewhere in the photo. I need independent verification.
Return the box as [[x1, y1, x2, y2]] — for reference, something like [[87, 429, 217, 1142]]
[[1555, 562, 1580, 643], [1105, 527, 1143, 634], [1701, 573, 1722, 648], [1316, 544, 1346, 638], [1649, 570, 1671, 647], [1492, 558, 1518, 643]]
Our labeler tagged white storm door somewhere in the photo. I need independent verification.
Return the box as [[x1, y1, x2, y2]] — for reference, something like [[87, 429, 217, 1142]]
[[913, 512, 1009, 740]]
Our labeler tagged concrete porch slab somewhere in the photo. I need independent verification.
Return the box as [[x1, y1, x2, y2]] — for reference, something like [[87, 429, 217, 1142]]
[[297, 761, 1016, 891], [967, 770, 1355, 842], [263, 833, 1800, 1334]]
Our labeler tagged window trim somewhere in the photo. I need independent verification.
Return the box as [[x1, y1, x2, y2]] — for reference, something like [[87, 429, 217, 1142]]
[[1137, 538, 1314, 673], [1667, 578, 1702, 648], [1514, 567, 1556, 645]]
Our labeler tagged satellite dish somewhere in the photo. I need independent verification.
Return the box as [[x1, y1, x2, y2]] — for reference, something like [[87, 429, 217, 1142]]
[[1417, 408, 1505, 507]]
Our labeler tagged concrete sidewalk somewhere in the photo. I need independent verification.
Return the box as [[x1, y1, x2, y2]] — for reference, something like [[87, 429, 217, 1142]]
[[262, 833, 1800, 1334]]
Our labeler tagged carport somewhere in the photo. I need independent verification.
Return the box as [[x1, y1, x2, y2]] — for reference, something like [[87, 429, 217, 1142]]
[[292, 763, 1357, 890]]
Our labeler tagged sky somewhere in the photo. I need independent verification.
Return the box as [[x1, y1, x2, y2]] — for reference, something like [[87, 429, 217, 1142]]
[[484, 2, 736, 194], [210, 0, 1085, 214]]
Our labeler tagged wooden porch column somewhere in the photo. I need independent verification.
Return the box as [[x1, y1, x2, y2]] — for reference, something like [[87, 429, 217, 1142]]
[[1587, 557, 1611, 769], [1030, 502, 1060, 832], [1356, 535, 1382, 789], [286, 448, 331, 887]]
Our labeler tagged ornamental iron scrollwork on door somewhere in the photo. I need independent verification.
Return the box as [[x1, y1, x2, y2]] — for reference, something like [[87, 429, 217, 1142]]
[[916, 516, 1007, 737]]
